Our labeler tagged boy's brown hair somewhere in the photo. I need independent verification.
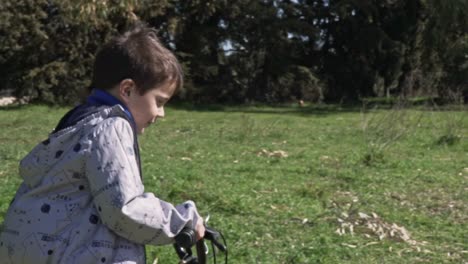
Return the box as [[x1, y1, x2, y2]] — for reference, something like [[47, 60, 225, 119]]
[[90, 23, 183, 95]]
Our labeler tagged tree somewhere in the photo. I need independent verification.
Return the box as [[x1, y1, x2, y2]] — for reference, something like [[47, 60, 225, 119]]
[[0, 0, 166, 104], [425, 0, 468, 101], [316, 0, 467, 102], [0, 0, 465, 104]]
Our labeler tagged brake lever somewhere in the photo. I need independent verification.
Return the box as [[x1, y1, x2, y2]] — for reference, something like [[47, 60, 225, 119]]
[[204, 227, 227, 252]]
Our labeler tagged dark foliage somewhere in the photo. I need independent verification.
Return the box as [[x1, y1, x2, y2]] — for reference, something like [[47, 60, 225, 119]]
[[0, 0, 466, 104]]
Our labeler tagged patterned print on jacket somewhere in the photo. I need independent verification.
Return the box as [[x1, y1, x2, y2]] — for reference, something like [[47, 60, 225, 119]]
[[0, 105, 200, 264]]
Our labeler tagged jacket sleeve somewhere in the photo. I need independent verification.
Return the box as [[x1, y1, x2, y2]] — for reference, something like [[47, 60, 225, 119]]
[[85, 117, 201, 245]]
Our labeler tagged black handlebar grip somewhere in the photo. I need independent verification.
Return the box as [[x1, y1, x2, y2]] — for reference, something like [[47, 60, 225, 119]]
[[175, 227, 197, 249]]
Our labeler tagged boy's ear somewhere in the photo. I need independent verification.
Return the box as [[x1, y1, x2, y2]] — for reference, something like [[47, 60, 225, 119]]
[[118, 79, 136, 102]]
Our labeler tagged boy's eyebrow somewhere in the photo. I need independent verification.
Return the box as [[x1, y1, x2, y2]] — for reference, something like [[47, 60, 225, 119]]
[[156, 95, 170, 103]]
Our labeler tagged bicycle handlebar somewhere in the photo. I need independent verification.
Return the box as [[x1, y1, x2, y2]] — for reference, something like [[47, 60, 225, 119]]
[[174, 226, 227, 264]]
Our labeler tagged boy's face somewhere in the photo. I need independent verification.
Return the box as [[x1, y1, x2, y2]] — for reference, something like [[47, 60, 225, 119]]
[[124, 81, 176, 134]]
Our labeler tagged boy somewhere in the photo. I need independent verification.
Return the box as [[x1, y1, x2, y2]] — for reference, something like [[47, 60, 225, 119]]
[[0, 24, 204, 263]]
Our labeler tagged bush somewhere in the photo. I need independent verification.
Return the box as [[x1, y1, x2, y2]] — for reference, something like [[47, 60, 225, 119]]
[[0, 0, 151, 104]]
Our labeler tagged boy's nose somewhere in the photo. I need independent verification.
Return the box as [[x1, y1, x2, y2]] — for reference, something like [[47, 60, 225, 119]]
[[157, 106, 165, 118]]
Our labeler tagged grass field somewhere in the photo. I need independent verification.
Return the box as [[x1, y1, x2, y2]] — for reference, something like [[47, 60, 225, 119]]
[[0, 103, 467, 263]]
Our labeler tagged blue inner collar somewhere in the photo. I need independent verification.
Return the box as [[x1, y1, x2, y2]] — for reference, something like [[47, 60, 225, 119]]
[[87, 89, 134, 122]]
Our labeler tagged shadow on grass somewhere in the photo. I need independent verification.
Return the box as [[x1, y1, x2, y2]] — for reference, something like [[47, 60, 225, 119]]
[[0, 103, 73, 112], [4, 100, 464, 116], [169, 102, 364, 116], [0, 104, 30, 111], [169, 96, 459, 115]]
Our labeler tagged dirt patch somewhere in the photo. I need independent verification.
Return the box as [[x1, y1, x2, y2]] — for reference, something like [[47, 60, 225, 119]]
[[0, 95, 29, 106], [0, 96, 17, 106]]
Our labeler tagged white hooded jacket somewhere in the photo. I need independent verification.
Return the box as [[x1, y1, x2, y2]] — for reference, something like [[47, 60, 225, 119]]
[[0, 105, 200, 264]]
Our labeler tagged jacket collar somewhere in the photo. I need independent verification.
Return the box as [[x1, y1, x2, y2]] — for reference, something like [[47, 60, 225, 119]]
[[87, 89, 134, 123]]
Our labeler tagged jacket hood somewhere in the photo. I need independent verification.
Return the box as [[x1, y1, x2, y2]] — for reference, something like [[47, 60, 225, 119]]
[[19, 105, 127, 188]]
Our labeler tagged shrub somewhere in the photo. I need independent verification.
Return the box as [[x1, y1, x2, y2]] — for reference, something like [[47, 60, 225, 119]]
[[0, 0, 155, 104]]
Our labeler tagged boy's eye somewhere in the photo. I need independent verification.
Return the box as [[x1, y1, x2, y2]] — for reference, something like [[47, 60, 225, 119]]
[[155, 95, 169, 107], [156, 98, 165, 107], [156, 97, 168, 107]]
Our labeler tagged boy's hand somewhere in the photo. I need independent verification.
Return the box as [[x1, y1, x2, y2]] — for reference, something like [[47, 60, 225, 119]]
[[195, 217, 206, 241]]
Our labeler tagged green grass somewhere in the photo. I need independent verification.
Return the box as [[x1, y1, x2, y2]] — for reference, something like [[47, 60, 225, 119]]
[[0, 104, 467, 263]]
